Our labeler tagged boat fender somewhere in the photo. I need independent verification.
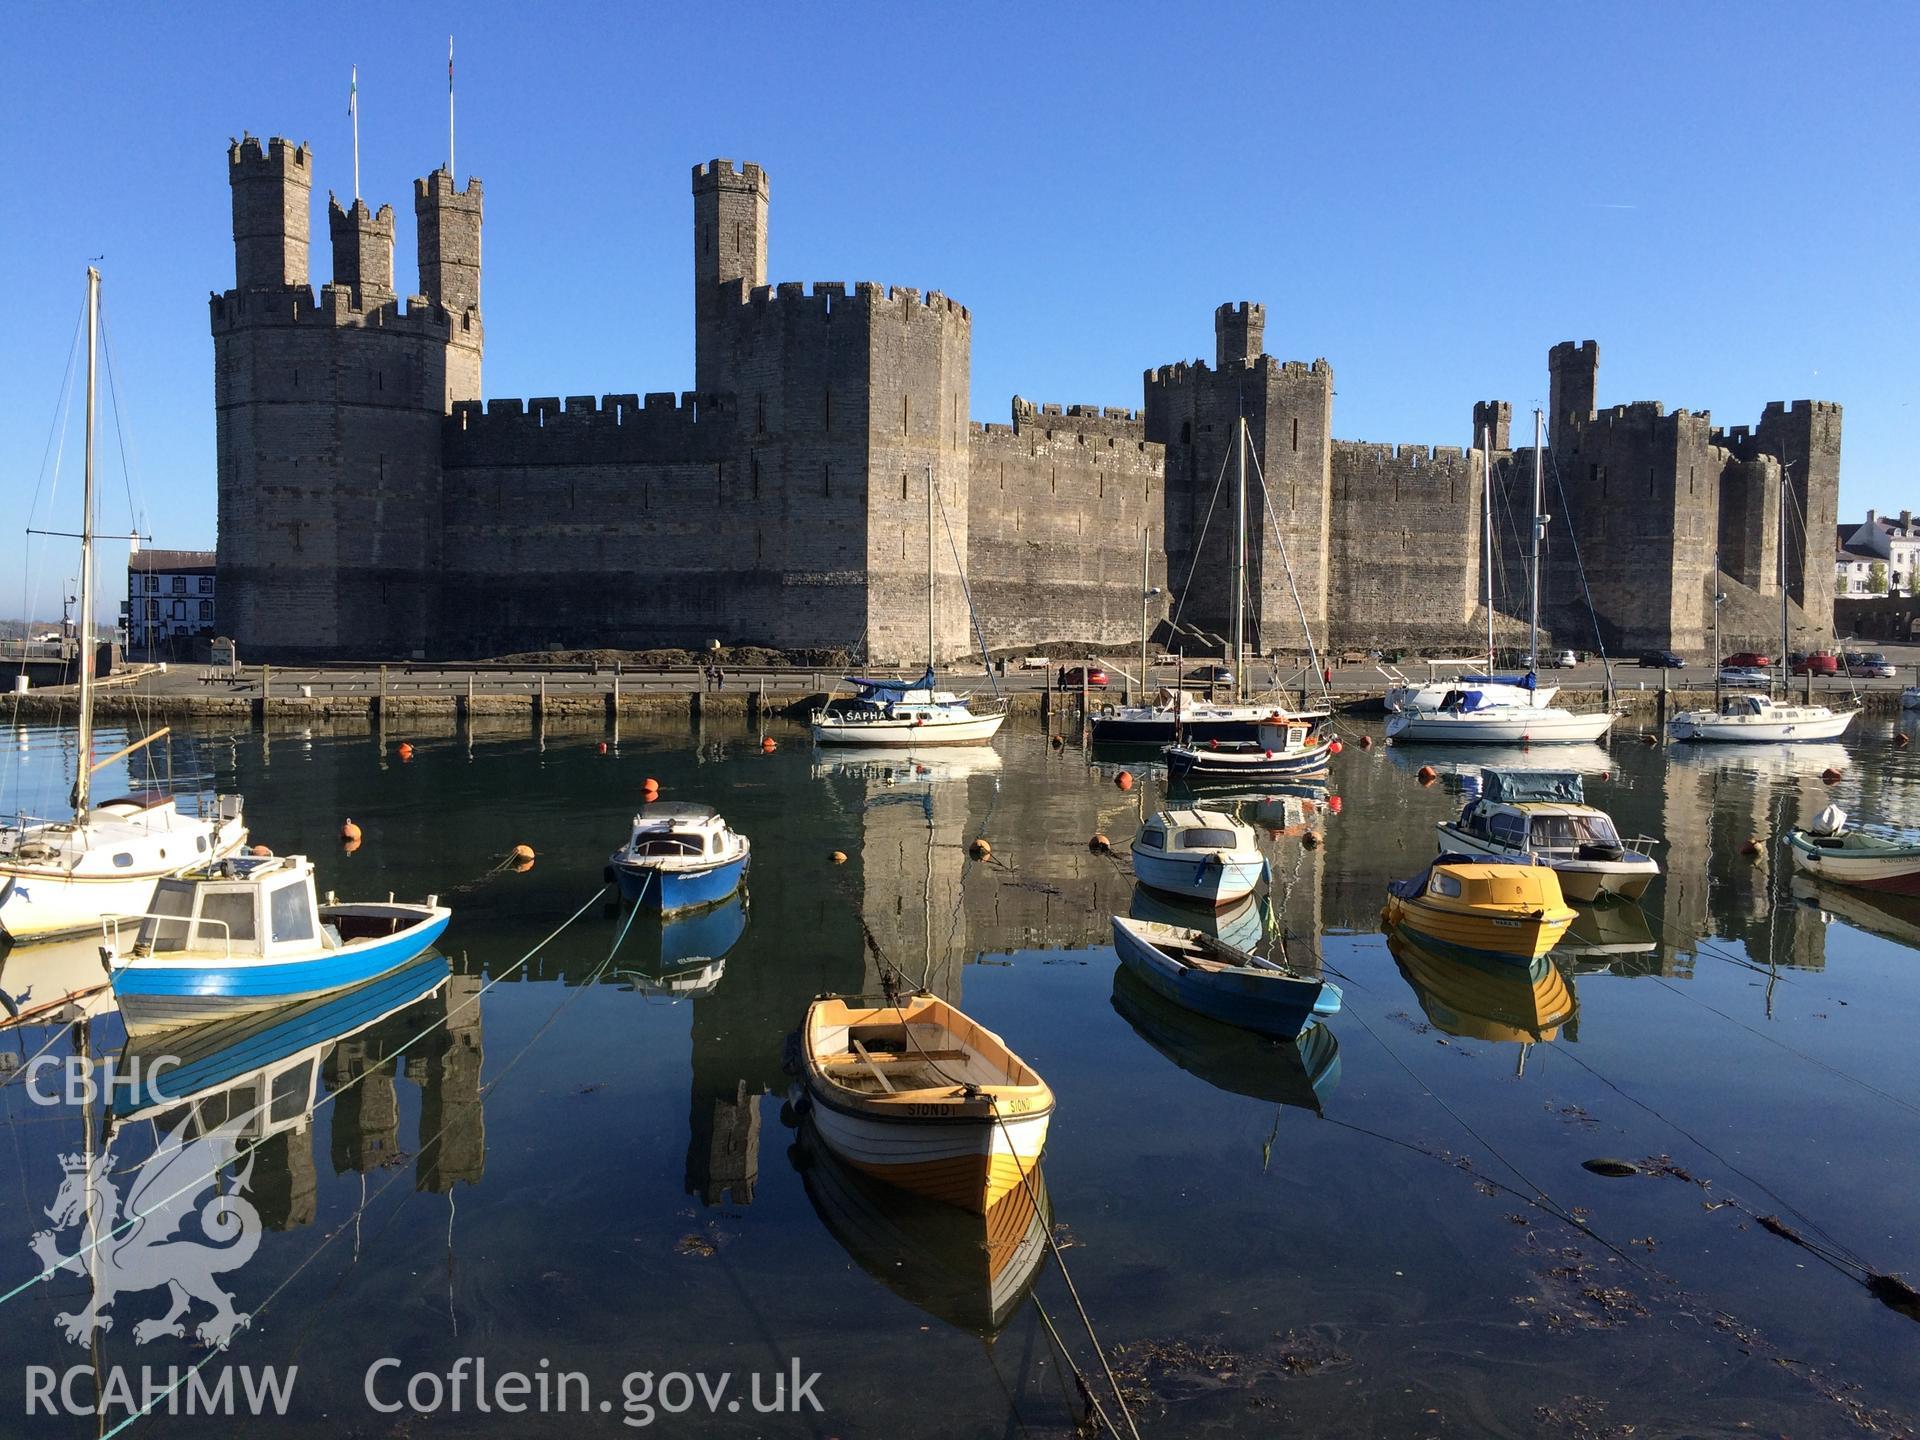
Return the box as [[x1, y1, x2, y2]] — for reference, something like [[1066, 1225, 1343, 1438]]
[[1810, 803, 1847, 837]]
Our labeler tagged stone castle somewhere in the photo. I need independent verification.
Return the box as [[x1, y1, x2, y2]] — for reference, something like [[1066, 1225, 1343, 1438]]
[[213, 134, 1839, 662]]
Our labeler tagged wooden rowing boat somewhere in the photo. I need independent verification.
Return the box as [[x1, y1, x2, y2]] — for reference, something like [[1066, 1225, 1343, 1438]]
[[801, 993, 1052, 1215]]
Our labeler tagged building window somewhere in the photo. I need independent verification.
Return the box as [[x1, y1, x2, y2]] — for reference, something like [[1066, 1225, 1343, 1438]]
[[146, 575, 158, 593], [172, 576, 187, 594], [199, 577, 214, 594], [146, 599, 159, 619], [171, 600, 186, 620], [199, 600, 213, 621]]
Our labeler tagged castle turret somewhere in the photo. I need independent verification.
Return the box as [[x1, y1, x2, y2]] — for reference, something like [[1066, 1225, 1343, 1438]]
[[1214, 302, 1265, 368], [691, 159, 768, 397], [414, 170, 483, 317], [327, 195, 396, 308], [228, 135, 311, 291], [1548, 340, 1598, 450], [1472, 400, 1512, 451]]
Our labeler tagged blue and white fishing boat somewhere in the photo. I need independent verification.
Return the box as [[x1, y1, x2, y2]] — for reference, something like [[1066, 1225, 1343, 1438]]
[[1164, 712, 1336, 780], [1129, 807, 1267, 907], [607, 802, 750, 914], [104, 854, 450, 1033], [1110, 915, 1340, 1040]]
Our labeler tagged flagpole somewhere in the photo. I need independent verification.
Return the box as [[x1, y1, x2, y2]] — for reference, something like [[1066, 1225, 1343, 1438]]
[[350, 65, 360, 202], [448, 35, 455, 178]]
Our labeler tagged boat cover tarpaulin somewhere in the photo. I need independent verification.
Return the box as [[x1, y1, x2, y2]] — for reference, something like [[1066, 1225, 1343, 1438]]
[[845, 668, 936, 702], [1481, 770, 1585, 805], [1462, 672, 1538, 690]]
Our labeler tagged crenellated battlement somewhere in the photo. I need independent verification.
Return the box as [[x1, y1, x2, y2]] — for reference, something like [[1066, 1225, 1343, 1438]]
[[209, 285, 473, 338], [228, 133, 308, 175], [412, 169, 483, 205], [442, 389, 724, 469], [1761, 399, 1843, 418], [726, 277, 970, 321], [1332, 440, 1470, 467], [692, 158, 768, 192]]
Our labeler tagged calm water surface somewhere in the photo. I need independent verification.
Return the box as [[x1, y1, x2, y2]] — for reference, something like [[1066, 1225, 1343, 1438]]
[[0, 711, 1916, 1437]]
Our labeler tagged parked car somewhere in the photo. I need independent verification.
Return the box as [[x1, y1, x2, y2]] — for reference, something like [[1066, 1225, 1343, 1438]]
[[1059, 665, 1109, 689], [1184, 664, 1234, 688], [1018, 654, 1051, 670], [1724, 651, 1772, 668], [1718, 666, 1771, 686], [1790, 651, 1840, 676], [1547, 650, 1580, 668], [1843, 651, 1896, 679], [1637, 650, 1686, 668]]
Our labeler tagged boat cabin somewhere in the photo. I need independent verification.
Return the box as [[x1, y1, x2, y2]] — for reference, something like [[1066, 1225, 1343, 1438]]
[[1449, 771, 1627, 858], [1716, 693, 1829, 721], [135, 855, 322, 960], [621, 803, 738, 860], [1135, 808, 1255, 857]]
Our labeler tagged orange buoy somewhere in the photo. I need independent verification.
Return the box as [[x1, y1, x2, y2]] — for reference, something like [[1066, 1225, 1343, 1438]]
[[512, 844, 535, 861], [1303, 831, 1321, 849], [597, 741, 609, 754], [1821, 766, 1843, 785], [250, 844, 272, 857], [1740, 838, 1764, 859], [970, 838, 992, 859], [1329, 739, 1344, 755], [1359, 734, 1374, 749], [396, 742, 414, 762], [1328, 795, 1343, 814], [340, 818, 362, 843], [512, 855, 535, 874], [761, 736, 777, 753], [1089, 833, 1111, 853], [830, 850, 848, 865], [1050, 735, 1065, 749], [1115, 770, 1134, 792], [642, 777, 660, 798], [1641, 733, 1659, 747], [1416, 765, 1437, 785], [342, 834, 362, 856]]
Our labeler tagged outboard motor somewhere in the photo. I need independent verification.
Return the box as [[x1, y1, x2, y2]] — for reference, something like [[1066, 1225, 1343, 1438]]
[[1809, 803, 1848, 837]]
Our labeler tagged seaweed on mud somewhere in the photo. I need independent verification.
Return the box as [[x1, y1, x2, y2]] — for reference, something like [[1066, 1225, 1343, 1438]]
[[1102, 1330, 1352, 1415]]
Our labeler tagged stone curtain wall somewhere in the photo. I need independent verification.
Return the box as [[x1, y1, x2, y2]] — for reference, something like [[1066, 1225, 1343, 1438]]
[[1326, 442, 1484, 649], [967, 402, 1167, 655]]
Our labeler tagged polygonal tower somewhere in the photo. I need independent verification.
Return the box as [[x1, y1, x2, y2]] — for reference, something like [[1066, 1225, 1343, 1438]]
[[691, 159, 768, 400]]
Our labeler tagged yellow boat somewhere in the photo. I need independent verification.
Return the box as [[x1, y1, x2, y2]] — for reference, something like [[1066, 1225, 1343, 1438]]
[[1385, 926, 1576, 1044], [802, 993, 1053, 1215], [1382, 855, 1575, 962]]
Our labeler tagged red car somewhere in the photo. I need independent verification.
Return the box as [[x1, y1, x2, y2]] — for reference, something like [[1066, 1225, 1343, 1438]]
[[1724, 651, 1771, 668], [1789, 652, 1839, 676], [1059, 666, 1109, 689]]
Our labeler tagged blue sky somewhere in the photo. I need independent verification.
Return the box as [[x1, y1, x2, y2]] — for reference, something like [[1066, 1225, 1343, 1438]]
[[5, 1, 1914, 620]]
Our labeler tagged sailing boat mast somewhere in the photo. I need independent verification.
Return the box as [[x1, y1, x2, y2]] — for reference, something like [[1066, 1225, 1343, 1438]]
[[1481, 427, 1494, 667], [1529, 409, 1545, 671], [926, 463, 936, 681], [74, 267, 99, 817], [1778, 461, 1789, 695], [1138, 525, 1150, 709], [1230, 415, 1247, 703]]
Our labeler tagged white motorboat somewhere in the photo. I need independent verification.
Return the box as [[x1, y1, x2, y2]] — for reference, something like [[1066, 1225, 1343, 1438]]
[[1666, 692, 1857, 743], [1129, 807, 1268, 906], [1386, 695, 1615, 744], [0, 269, 249, 944], [811, 465, 1006, 747], [1782, 805, 1920, 894], [1436, 768, 1659, 902]]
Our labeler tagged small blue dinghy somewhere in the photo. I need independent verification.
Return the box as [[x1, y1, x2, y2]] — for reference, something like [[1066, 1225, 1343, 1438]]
[[1109, 914, 1339, 1040], [607, 803, 750, 914], [105, 855, 450, 1033]]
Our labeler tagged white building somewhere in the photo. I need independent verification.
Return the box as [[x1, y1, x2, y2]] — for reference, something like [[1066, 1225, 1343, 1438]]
[[1835, 509, 1920, 596], [123, 549, 216, 655]]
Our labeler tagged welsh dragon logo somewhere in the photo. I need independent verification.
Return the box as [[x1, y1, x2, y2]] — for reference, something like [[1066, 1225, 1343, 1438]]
[[30, 1105, 264, 1348]]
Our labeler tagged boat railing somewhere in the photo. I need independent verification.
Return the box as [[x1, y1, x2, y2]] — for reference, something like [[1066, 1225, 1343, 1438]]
[[103, 911, 235, 961]]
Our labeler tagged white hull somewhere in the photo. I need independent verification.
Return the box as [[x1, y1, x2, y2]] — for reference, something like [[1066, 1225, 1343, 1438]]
[[811, 711, 1006, 747], [1130, 849, 1266, 905], [1435, 825, 1657, 902], [1387, 706, 1614, 744], [1668, 709, 1857, 743]]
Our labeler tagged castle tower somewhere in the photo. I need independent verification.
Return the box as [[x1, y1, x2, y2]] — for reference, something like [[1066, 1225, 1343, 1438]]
[[1548, 340, 1598, 450], [214, 137, 482, 659], [413, 170, 484, 405], [228, 135, 311, 291], [327, 196, 395, 308], [1754, 400, 1842, 622], [1215, 302, 1265, 368], [1472, 400, 1512, 451], [691, 159, 768, 398]]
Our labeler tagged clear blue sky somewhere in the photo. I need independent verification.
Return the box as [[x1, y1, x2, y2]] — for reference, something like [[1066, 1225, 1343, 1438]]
[[5, 1, 1914, 621]]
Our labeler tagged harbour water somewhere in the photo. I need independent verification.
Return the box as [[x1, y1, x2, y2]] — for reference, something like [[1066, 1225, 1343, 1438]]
[[1, 712, 1916, 1436]]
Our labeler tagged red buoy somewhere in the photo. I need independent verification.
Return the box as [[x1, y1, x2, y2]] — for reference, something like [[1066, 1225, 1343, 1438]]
[[1359, 735, 1374, 749], [1822, 766, 1843, 785], [761, 736, 777, 753], [1329, 739, 1344, 755], [1328, 795, 1343, 814], [396, 742, 414, 762], [1416, 765, 1438, 785], [1116, 771, 1134, 792]]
